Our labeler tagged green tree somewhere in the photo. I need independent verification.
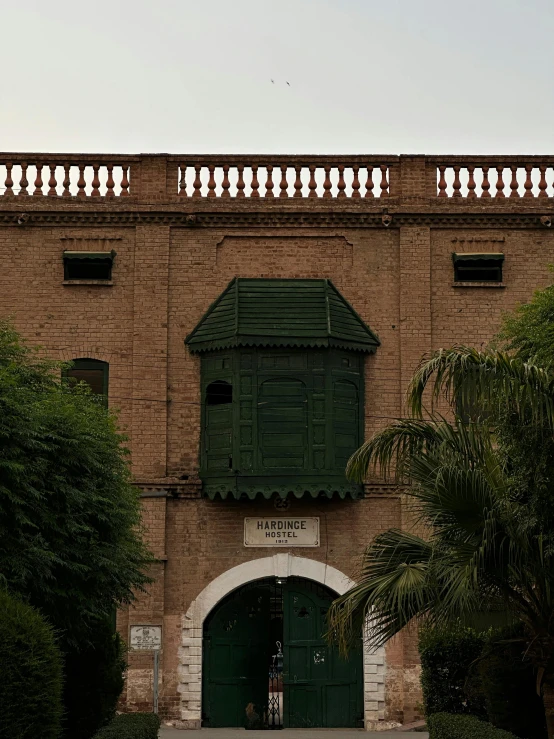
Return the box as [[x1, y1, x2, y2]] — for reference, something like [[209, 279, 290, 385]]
[[0, 589, 63, 739], [0, 319, 151, 646], [327, 340, 554, 734]]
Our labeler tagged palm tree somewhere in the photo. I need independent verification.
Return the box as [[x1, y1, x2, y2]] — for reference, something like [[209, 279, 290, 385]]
[[327, 346, 554, 737]]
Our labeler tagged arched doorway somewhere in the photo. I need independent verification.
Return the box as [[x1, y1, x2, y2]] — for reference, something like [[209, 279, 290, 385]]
[[202, 577, 363, 728]]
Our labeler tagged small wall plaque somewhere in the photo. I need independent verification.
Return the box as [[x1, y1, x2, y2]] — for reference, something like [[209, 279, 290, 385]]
[[130, 625, 162, 651], [244, 517, 320, 547]]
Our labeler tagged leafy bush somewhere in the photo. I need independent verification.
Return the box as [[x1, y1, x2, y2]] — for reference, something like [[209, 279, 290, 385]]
[[63, 617, 127, 739], [0, 590, 63, 739], [419, 626, 487, 718], [428, 713, 517, 739], [476, 627, 546, 739], [93, 713, 161, 739]]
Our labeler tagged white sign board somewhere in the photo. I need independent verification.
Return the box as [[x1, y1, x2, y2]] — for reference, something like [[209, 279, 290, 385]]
[[244, 517, 320, 547], [130, 625, 162, 651]]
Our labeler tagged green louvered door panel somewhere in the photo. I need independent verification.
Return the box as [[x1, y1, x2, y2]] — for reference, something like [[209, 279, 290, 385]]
[[203, 585, 270, 727], [283, 580, 363, 728], [332, 379, 360, 470], [205, 396, 233, 473], [258, 376, 308, 470]]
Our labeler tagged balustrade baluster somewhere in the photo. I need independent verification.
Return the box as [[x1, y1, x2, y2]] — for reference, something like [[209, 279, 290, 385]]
[[4, 163, 13, 196], [34, 164, 43, 196], [293, 166, 302, 198], [481, 167, 491, 198], [20, 163, 29, 196], [48, 165, 57, 197], [279, 165, 288, 198], [437, 166, 447, 197], [251, 166, 260, 198], [365, 166, 374, 198], [538, 165, 548, 198], [467, 166, 476, 199], [62, 164, 71, 197], [91, 165, 101, 197], [323, 166, 332, 199], [106, 166, 115, 198], [351, 166, 361, 198], [77, 165, 86, 198], [265, 166, 274, 198], [308, 166, 317, 198], [524, 165, 533, 198], [120, 165, 130, 196], [236, 165, 245, 198], [192, 165, 202, 198], [495, 166, 505, 198], [207, 165, 216, 198], [380, 165, 389, 197], [337, 165, 346, 198], [510, 166, 519, 198], [178, 165, 188, 197], [220, 165, 230, 198], [452, 166, 462, 198]]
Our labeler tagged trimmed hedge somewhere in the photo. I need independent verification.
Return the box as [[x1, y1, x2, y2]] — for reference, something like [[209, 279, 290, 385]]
[[428, 713, 517, 739], [0, 590, 63, 739], [419, 625, 487, 718], [92, 713, 161, 739]]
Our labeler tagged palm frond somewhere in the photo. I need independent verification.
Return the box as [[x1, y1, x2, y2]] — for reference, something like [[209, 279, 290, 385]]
[[408, 346, 554, 426]]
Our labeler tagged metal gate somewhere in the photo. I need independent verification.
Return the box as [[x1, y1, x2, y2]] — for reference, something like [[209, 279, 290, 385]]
[[202, 577, 362, 728]]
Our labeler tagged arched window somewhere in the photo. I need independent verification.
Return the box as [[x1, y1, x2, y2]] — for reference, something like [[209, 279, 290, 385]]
[[63, 358, 109, 406], [206, 380, 232, 406]]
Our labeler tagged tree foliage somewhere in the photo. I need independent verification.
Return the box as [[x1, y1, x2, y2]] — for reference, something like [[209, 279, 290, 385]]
[[0, 320, 151, 647], [0, 589, 63, 739], [327, 281, 554, 736], [63, 617, 127, 739]]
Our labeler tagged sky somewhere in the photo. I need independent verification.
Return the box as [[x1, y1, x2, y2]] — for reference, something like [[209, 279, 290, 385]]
[[2, 0, 554, 155]]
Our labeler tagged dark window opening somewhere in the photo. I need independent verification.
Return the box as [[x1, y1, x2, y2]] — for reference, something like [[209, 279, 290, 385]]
[[64, 258, 113, 280], [64, 359, 109, 406], [206, 380, 233, 406], [453, 254, 504, 283], [63, 250, 116, 281]]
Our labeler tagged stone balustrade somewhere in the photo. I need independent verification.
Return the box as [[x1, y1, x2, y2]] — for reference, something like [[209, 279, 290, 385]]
[[176, 156, 395, 198], [432, 156, 554, 199], [0, 155, 136, 198], [2, 154, 554, 203]]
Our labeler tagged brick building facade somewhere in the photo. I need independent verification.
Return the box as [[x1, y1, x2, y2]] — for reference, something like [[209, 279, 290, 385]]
[[1, 153, 553, 729]]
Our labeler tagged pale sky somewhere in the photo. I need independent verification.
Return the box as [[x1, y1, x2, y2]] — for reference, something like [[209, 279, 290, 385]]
[[2, 0, 554, 155]]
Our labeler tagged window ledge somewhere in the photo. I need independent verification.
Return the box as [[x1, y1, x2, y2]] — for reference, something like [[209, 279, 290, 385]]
[[62, 279, 113, 286], [452, 282, 505, 288]]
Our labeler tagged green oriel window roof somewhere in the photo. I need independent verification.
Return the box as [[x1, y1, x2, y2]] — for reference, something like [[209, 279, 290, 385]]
[[185, 278, 380, 354]]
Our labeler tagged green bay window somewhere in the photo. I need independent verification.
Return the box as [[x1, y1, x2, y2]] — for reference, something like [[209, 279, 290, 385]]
[[185, 279, 379, 500]]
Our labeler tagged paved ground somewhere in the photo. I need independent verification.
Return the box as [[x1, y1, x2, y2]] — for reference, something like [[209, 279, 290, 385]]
[[160, 730, 428, 738]]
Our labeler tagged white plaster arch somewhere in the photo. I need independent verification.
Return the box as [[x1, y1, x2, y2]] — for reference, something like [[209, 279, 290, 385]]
[[177, 553, 386, 729]]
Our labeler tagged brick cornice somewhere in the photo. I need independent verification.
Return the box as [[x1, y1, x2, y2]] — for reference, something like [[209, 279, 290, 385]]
[[134, 478, 201, 498], [0, 209, 551, 229]]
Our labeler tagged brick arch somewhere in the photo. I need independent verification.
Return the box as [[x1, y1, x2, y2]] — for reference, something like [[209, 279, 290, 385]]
[[177, 553, 387, 729]]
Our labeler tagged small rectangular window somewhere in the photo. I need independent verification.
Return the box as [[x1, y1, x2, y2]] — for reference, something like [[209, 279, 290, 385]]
[[453, 253, 504, 283], [63, 250, 116, 281], [63, 359, 109, 407]]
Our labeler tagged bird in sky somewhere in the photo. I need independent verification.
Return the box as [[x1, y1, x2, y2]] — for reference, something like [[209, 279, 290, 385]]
[[286, 81, 291, 86], [271, 79, 275, 84]]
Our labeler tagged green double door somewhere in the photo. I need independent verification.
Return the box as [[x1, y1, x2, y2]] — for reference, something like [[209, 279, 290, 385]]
[[202, 577, 363, 728]]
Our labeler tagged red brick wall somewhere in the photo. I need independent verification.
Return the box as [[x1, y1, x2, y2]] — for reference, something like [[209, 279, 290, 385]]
[[2, 153, 552, 725]]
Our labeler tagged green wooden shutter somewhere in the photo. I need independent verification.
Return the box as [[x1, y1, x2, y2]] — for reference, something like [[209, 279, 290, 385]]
[[332, 379, 360, 471], [258, 377, 308, 470]]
